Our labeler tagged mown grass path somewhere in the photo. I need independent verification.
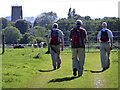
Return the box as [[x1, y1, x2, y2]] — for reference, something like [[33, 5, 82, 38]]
[[2, 48, 118, 88], [25, 48, 118, 88]]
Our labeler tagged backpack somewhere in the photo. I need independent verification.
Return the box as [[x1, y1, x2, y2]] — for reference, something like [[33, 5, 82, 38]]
[[72, 29, 81, 45], [101, 30, 109, 42], [50, 29, 60, 45], [71, 28, 85, 48]]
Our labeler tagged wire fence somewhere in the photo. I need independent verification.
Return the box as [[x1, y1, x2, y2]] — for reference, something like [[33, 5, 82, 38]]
[[86, 30, 120, 52], [84, 31, 119, 62], [0, 30, 119, 55]]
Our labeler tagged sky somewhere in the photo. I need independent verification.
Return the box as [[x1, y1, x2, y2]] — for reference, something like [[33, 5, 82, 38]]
[[0, 0, 119, 19]]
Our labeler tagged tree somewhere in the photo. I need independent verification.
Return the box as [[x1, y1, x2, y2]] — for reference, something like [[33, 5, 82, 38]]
[[34, 11, 58, 27], [72, 9, 76, 16], [33, 26, 46, 38], [57, 18, 75, 31], [4, 26, 21, 44], [85, 16, 91, 21], [8, 21, 15, 27], [0, 18, 8, 29], [68, 8, 78, 19], [15, 19, 29, 34], [19, 33, 35, 44], [68, 7, 72, 19]]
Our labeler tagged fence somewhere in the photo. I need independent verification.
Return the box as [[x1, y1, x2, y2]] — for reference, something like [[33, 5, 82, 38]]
[[86, 30, 120, 53]]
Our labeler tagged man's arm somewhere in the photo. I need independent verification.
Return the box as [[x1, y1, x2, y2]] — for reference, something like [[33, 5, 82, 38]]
[[97, 31, 101, 42], [110, 37, 113, 50], [69, 29, 72, 42], [59, 30, 64, 51], [47, 31, 51, 45], [48, 37, 50, 45], [109, 30, 113, 50], [84, 30, 88, 43], [61, 35, 64, 51]]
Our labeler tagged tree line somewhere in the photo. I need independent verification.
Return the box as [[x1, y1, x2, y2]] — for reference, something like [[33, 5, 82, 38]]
[[0, 9, 119, 45]]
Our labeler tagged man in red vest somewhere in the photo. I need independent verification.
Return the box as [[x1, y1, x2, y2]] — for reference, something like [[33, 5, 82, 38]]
[[69, 20, 88, 77]]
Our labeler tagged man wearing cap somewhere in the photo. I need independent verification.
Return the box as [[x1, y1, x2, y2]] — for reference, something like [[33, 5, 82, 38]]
[[69, 20, 87, 77], [97, 22, 113, 71], [48, 23, 64, 70]]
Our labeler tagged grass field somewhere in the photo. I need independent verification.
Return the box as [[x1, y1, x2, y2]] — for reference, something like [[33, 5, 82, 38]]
[[1, 47, 119, 89]]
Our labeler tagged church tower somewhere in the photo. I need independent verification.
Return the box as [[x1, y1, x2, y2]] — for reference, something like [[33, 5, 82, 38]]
[[11, 6, 23, 22]]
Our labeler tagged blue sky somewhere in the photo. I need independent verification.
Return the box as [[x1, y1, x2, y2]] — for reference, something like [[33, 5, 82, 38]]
[[0, 0, 119, 19]]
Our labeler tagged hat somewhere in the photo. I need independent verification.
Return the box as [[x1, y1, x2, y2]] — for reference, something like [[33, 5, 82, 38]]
[[76, 20, 83, 26], [53, 23, 58, 28], [102, 22, 107, 27]]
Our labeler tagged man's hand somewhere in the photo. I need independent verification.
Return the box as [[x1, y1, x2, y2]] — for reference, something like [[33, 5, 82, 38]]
[[61, 47, 63, 51], [110, 46, 112, 50], [61, 46, 64, 51]]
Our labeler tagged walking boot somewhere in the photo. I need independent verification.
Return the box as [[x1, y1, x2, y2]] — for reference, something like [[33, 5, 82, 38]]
[[73, 68, 77, 76]]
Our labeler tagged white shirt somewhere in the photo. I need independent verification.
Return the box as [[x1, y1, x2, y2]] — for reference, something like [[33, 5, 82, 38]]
[[97, 28, 113, 41]]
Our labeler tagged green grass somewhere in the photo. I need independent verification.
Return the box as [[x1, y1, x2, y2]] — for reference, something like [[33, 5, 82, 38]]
[[1, 48, 119, 88]]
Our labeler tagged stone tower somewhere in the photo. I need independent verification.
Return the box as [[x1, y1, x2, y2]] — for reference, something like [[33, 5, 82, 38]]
[[11, 6, 23, 22]]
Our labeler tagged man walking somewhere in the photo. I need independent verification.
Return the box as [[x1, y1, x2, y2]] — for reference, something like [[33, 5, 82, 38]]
[[69, 20, 87, 77], [48, 23, 64, 70], [97, 22, 113, 71]]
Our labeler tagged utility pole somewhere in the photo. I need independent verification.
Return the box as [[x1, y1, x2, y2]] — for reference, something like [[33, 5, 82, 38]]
[[1, 33, 5, 54], [0, 20, 5, 54]]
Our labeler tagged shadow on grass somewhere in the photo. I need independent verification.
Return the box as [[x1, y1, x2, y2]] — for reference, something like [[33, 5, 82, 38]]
[[84, 70, 92, 72], [38, 69, 55, 72], [90, 70, 103, 73], [48, 76, 78, 83], [84, 69, 103, 73]]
